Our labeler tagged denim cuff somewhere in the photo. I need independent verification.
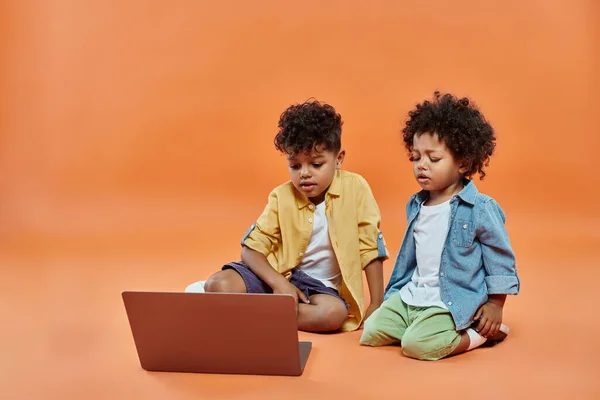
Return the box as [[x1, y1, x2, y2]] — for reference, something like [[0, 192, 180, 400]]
[[484, 275, 520, 295]]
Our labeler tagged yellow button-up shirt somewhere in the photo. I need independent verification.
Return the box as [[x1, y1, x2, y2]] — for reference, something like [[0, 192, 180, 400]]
[[241, 170, 388, 331]]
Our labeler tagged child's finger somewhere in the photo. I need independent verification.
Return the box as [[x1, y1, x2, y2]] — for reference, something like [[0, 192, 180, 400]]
[[290, 292, 300, 315], [473, 308, 482, 321], [478, 321, 487, 336], [476, 315, 486, 332], [296, 288, 310, 304], [479, 319, 493, 337], [487, 322, 496, 338], [492, 322, 501, 337]]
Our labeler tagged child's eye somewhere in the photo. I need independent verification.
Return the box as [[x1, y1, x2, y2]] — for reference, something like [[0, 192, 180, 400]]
[[409, 157, 420, 162], [430, 158, 440, 163], [290, 164, 301, 170], [312, 163, 323, 168]]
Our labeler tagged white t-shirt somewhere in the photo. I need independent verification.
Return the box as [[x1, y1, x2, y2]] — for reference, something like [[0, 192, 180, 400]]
[[296, 202, 342, 290], [400, 199, 451, 309]]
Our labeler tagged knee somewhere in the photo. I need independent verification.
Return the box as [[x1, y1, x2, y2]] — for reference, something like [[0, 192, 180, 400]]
[[319, 302, 348, 332], [204, 272, 238, 293], [359, 317, 378, 345], [401, 332, 430, 360], [401, 332, 448, 361]]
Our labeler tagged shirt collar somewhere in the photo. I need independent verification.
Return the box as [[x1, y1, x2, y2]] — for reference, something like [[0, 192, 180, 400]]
[[455, 179, 478, 205]]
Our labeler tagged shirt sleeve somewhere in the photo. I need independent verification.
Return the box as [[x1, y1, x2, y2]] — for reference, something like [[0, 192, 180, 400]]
[[356, 176, 389, 269], [241, 189, 281, 257], [478, 199, 520, 295]]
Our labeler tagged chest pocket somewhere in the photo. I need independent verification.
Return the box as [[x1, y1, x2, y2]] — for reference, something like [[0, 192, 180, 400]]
[[451, 219, 475, 248]]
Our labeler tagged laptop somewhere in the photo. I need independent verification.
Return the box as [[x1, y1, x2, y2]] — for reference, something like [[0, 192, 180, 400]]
[[121, 291, 312, 376]]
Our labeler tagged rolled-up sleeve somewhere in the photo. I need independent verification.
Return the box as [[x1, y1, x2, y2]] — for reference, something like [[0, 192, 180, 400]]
[[356, 177, 389, 269], [479, 199, 520, 295], [241, 190, 281, 257]]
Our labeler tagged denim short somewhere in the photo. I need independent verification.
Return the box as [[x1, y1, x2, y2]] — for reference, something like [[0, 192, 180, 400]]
[[222, 261, 348, 308]]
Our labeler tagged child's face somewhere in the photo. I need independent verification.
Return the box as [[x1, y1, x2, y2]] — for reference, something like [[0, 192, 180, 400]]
[[410, 132, 467, 196], [286, 145, 345, 205]]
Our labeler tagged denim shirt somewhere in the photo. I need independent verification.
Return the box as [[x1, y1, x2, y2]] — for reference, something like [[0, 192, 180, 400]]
[[384, 180, 520, 330]]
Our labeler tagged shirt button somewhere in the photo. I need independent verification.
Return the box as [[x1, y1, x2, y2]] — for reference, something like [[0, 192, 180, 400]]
[[308, 218, 313, 223], [308, 204, 314, 210], [447, 301, 453, 306], [440, 272, 444, 277], [462, 224, 468, 229]]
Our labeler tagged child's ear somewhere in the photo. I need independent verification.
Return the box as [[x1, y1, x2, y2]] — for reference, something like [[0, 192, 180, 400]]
[[459, 159, 471, 174], [336, 149, 346, 169]]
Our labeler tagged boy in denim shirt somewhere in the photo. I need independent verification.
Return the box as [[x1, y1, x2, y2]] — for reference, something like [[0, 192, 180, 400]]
[[186, 99, 388, 333], [360, 92, 520, 360]]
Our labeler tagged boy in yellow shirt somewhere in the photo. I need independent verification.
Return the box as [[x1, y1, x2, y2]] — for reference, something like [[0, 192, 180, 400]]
[[185, 99, 388, 332]]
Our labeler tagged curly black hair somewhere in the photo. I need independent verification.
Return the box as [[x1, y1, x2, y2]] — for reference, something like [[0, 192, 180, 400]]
[[403, 91, 496, 180], [274, 99, 342, 155]]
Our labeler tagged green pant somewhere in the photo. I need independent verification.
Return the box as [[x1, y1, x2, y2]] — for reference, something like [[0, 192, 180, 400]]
[[360, 292, 461, 361]]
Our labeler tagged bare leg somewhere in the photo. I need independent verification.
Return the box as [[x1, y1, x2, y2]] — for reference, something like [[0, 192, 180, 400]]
[[204, 269, 247, 293], [448, 332, 470, 356], [205, 272, 347, 332], [297, 294, 348, 333]]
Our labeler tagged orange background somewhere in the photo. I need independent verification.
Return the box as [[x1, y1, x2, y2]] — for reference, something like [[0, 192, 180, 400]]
[[1, 1, 599, 399]]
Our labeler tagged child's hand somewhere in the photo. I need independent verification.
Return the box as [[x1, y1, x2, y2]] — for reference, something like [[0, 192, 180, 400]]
[[473, 301, 503, 338], [363, 303, 380, 323], [273, 280, 310, 314]]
